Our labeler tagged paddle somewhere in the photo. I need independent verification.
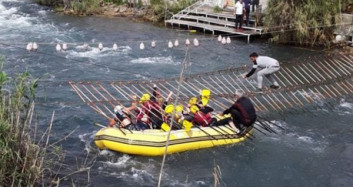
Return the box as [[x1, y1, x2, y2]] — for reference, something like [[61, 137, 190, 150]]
[[94, 122, 106, 128], [256, 120, 277, 134], [257, 116, 285, 130]]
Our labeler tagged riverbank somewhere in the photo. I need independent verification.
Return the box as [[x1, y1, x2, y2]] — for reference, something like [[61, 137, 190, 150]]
[[43, 0, 195, 23], [58, 3, 158, 22]]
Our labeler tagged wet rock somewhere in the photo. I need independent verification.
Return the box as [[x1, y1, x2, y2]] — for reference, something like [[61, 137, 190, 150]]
[[119, 6, 128, 13], [136, 9, 147, 17]]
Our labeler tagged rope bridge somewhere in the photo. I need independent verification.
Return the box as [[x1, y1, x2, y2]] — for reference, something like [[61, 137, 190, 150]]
[[69, 53, 353, 120]]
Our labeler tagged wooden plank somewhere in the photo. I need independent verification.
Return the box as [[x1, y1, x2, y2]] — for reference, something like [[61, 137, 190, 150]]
[[181, 9, 258, 23], [173, 14, 263, 33], [165, 19, 257, 36]]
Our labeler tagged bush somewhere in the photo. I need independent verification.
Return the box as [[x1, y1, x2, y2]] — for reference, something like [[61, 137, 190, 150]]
[[213, 5, 223, 13], [264, 0, 353, 47], [151, 0, 195, 21], [0, 57, 75, 186], [71, 0, 101, 15], [0, 58, 42, 186], [103, 0, 126, 6]]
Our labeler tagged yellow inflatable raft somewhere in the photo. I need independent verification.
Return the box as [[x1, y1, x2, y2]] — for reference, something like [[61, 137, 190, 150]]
[[95, 126, 253, 156]]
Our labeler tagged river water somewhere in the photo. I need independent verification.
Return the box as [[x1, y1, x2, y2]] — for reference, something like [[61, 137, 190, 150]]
[[1, 0, 353, 186]]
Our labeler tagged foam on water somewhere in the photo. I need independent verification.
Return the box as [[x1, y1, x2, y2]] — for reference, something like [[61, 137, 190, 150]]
[[337, 100, 353, 115], [78, 131, 96, 153], [99, 149, 116, 156], [284, 132, 327, 153], [260, 120, 328, 153], [66, 45, 131, 59], [0, 9, 32, 28], [38, 10, 46, 15], [99, 155, 208, 186], [130, 56, 177, 65], [102, 155, 131, 168]]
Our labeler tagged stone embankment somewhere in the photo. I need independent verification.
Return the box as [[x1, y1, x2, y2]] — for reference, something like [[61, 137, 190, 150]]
[[62, 3, 158, 22]]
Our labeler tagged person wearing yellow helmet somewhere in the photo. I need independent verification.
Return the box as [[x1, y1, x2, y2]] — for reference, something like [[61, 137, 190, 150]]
[[187, 94, 214, 115], [137, 85, 166, 129], [188, 105, 213, 127], [163, 104, 183, 130]]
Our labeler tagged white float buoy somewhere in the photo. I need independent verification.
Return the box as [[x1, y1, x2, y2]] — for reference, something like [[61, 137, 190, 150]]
[[221, 37, 226, 45], [32, 42, 38, 51], [62, 43, 68, 51], [193, 38, 199, 47], [168, 41, 173, 48], [174, 39, 179, 47], [335, 35, 343, 42], [98, 42, 103, 51], [26, 42, 33, 51], [140, 42, 145, 50], [185, 38, 190, 46], [56, 44, 61, 51], [151, 40, 156, 48], [226, 37, 231, 44], [218, 35, 222, 42], [113, 43, 118, 51], [83, 43, 89, 51]]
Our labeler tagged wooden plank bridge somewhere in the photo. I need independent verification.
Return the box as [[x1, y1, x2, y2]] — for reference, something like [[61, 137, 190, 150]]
[[69, 53, 353, 121]]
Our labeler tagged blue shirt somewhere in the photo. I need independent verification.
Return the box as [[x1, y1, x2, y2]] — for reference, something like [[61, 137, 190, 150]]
[[243, 0, 251, 6]]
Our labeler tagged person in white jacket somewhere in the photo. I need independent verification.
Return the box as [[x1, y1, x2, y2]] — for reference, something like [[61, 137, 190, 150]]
[[234, 0, 244, 31], [243, 52, 281, 93]]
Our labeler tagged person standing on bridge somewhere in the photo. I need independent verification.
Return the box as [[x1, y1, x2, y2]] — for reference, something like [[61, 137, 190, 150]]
[[251, 0, 259, 12], [234, 0, 244, 32], [243, 52, 280, 93], [243, 0, 251, 26]]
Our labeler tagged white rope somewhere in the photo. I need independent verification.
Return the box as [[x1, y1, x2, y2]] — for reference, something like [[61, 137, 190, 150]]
[[157, 46, 190, 187]]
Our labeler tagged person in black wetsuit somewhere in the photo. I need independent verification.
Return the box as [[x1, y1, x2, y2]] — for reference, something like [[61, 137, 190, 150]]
[[221, 90, 256, 133]]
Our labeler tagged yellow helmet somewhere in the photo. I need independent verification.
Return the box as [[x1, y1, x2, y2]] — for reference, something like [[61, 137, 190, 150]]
[[200, 89, 211, 106], [190, 105, 199, 114], [176, 105, 184, 112], [164, 105, 174, 114], [140, 93, 150, 103], [189, 97, 197, 105], [182, 120, 193, 131], [161, 122, 171, 131]]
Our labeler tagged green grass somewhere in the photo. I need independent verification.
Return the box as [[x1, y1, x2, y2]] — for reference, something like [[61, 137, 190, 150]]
[[0, 58, 41, 186], [0, 57, 73, 186]]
